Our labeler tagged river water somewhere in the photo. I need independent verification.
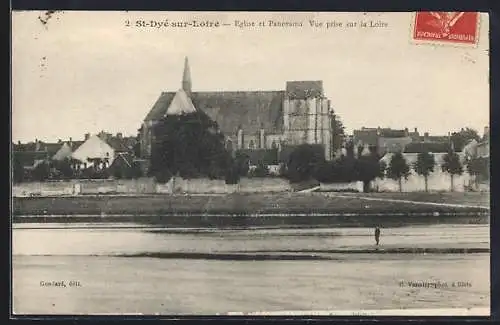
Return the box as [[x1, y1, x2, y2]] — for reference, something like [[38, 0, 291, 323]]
[[12, 223, 490, 315]]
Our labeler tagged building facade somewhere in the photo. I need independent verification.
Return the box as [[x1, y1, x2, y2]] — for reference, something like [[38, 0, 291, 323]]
[[139, 57, 336, 165]]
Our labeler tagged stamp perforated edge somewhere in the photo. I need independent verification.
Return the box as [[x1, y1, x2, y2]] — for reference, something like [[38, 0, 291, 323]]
[[408, 11, 482, 49]]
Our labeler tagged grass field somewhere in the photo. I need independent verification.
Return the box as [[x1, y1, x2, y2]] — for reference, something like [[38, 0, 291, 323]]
[[12, 192, 490, 224]]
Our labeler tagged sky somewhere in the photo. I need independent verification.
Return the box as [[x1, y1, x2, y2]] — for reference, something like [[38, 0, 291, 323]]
[[12, 11, 490, 143]]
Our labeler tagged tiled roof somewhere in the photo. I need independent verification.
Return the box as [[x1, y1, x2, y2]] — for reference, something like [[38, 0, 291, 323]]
[[145, 91, 285, 135], [106, 137, 132, 153], [144, 92, 176, 122], [403, 142, 454, 153], [353, 129, 378, 146], [379, 129, 407, 138], [13, 151, 50, 167], [378, 136, 412, 154], [286, 81, 323, 99], [42, 143, 63, 155]]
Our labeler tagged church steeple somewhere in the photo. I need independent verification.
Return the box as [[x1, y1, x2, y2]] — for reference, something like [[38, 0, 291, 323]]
[[182, 56, 192, 95]]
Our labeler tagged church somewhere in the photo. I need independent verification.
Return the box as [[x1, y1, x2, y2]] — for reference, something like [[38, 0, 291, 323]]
[[139, 57, 336, 167]]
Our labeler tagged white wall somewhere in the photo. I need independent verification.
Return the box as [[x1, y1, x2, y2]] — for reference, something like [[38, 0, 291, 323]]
[[373, 170, 473, 192]]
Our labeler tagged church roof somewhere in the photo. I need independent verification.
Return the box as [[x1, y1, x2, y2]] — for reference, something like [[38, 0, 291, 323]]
[[145, 90, 285, 135], [166, 89, 197, 115]]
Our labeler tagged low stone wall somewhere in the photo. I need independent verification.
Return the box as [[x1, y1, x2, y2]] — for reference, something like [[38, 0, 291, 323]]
[[12, 181, 77, 197], [373, 171, 474, 193], [12, 172, 484, 197], [239, 177, 291, 193], [319, 182, 363, 192]]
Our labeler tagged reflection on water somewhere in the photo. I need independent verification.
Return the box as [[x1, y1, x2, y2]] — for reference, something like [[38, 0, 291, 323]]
[[12, 223, 490, 315]]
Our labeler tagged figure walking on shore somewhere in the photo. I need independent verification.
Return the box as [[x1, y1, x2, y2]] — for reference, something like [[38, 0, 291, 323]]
[[375, 226, 381, 246]]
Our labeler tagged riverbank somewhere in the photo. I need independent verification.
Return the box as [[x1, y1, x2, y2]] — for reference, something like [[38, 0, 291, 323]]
[[12, 192, 490, 227]]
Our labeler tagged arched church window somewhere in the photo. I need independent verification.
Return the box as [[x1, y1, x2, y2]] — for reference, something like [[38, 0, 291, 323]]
[[249, 140, 255, 149], [226, 139, 233, 151]]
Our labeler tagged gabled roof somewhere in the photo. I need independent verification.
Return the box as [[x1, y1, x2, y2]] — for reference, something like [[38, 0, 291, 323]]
[[52, 143, 73, 161], [71, 135, 115, 162], [144, 92, 176, 122], [145, 90, 285, 135], [166, 89, 197, 115]]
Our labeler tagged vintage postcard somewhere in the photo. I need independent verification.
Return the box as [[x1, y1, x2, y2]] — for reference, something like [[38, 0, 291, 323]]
[[11, 11, 490, 316]]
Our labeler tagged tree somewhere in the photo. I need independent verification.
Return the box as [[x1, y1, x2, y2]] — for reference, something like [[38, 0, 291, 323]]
[[387, 152, 410, 192], [12, 155, 25, 183], [355, 152, 385, 193], [285, 144, 325, 183], [414, 151, 436, 192], [356, 145, 364, 158], [450, 127, 481, 151], [51, 158, 74, 179], [31, 161, 51, 181], [150, 111, 230, 181], [233, 151, 250, 177], [331, 113, 345, 156], [466, 156, 489, 188], [441, 151, 463, 192]]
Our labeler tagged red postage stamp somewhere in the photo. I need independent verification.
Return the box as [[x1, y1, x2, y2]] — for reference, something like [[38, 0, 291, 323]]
[[412, 12, 479, 45]]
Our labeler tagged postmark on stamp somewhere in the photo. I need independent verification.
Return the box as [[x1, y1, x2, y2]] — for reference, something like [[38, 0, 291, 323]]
[[412, 12, 480, 46]]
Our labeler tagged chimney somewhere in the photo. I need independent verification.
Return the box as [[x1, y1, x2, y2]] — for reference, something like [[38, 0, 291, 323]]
[[84, 133, 90, 140], [17, 140, 21, 145], [117, 133, 123, 139], [484, 126, 489, 139], [58, 139, 62, 144], [35, 140, 41, 151], [414, 127, 418, 134], [424, 132, 429, 141]]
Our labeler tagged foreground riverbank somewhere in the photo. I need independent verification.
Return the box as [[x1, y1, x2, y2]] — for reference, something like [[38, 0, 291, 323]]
[[13, 224, 489, 314]]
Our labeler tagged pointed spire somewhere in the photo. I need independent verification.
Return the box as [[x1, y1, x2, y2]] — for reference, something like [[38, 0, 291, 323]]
[[182, 56, 192, 95]]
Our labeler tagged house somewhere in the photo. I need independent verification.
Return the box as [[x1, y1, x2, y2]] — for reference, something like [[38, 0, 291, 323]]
[[139, 56, 337, 173], [353, 127, 412, 156], [397, 141, 465, 166], [71, 134, 115, 169], [476, 126, 490, 158], [13, 139, 64, 170], [52, 139, 84, 161], [69, 131, 138, 170]]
